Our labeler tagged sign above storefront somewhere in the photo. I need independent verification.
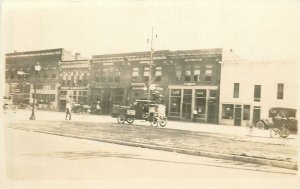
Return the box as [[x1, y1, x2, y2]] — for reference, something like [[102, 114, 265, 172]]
[[171, 89, 181, 96], [61, 86, 87, 90], [184, 83, 196, 86]]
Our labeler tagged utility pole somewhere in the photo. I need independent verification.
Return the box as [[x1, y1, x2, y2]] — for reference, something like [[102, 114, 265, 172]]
[[148, 27, 154, 101]]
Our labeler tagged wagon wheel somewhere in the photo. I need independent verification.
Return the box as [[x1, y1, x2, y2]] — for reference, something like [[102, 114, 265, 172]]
[[117, 114, 126, 124], [126, 117, 135, 124]]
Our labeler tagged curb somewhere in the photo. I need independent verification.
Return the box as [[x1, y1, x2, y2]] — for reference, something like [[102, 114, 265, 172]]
[[12, 127, 298, 171]]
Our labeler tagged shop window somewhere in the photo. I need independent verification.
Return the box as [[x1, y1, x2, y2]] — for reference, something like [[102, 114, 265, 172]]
[[254, 85, 261, 102], [194, 89, 206, 117], [222, 104, 234, 119], [243, 105, 250, 120], [233, 83, 239, 98], [277, 83, 284, 99], [169, 89, 181, 117]]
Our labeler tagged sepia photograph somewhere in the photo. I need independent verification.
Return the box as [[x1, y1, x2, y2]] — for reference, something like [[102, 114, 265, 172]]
[[0, 0, 299, 188]]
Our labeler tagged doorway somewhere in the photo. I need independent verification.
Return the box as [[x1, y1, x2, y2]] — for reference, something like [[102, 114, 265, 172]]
[[252, 106, 261, 126], [234, 105, 242, 126], [182, 89, 192, 120]]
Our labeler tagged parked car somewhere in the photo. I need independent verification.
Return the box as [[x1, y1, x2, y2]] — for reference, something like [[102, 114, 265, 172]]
[[72, 104, 91, 114], [256, 107, 297, 134]]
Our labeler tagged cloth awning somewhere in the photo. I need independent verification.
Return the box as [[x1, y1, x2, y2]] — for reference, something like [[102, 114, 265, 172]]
[[131, 83, 147, 91]]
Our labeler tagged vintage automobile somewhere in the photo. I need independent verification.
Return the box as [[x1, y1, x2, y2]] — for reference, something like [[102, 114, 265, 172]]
[[111, 100, 167, 127], [72, 104, 91, 114], [256, 107, 298, 137]]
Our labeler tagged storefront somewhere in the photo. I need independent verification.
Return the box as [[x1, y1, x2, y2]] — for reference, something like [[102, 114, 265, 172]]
[[90, 87, 125, 114], [168, 85, 219, 123], [58, 86, 88, 111]]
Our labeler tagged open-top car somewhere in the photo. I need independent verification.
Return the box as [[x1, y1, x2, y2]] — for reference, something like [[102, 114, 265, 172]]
[[111, 99, 167, 127]]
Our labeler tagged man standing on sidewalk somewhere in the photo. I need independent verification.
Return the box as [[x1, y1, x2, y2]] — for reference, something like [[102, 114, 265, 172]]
[[65, 102, 72, 120]]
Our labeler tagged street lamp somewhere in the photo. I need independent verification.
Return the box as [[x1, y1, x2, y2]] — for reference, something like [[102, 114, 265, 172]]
[[29, 62, 41, 120]]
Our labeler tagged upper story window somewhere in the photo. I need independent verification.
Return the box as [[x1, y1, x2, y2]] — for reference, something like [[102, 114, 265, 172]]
[[254, 85, 261, 102], [205, 67, 212, 82], [184, 65, 192, 81], [155, 67, 162, 81], [143, 67, 149, 82], [277, 83, 284, 99], [175, 66, 182, 81], [115, 68, 121, 82], [132, 67, 139, 82], [95, 70, 101, 82], [194, 65, 201, 82], [233, 83, 239, 98]]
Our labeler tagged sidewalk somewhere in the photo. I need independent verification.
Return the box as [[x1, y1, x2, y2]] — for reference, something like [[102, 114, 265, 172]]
[[3, 110, 298, 170]]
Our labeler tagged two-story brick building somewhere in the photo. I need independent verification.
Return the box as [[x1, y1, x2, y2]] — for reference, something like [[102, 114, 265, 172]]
[[5, 48, 77, 110]]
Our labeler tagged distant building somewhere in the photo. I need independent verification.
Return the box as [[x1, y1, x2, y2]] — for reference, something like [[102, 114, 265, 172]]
[[5, 48, 78, 110], [219, 60, 298, 126]]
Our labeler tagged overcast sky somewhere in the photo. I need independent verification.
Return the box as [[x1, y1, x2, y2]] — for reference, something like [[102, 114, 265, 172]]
[[1, 0, 300, 60]]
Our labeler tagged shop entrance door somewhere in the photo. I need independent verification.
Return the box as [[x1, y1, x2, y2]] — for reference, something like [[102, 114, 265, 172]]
[[182, 89, 192, 120], [234, 105, 242, 126], [59, 100, 66, 112], [252, 106, 261, 126], [102, 88, 112, 114], [207, 100, 217, 123]]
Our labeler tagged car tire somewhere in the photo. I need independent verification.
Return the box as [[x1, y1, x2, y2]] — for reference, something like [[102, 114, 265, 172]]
[[256, 121, 265, 129], [117, 114, 126, 124]]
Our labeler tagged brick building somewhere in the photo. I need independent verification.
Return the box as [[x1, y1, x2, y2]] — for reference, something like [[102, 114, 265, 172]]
[[5, 48, 77, 110]]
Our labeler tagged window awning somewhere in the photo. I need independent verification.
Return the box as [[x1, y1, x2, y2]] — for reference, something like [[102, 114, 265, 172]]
[[131, 83, 147, 91]]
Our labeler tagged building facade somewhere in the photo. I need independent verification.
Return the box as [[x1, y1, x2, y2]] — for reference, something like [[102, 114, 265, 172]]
[[57, 57, 91, 111], [219, 60, 298, 126], [5, 48, 78, 110], [90, 48, 224, 123], [166, 49, 222, 123]]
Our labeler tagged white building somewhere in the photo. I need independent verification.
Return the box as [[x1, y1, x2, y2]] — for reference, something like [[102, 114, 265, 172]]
[[219, 60, 298, 126]]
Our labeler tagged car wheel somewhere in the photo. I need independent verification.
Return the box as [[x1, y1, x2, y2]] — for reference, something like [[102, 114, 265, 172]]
[[117, 114, 126, 124], [270, 128, 281, 138], [126, 117, 134, 124], [256, 121, 265, 129], [159, 118, 167, 127]]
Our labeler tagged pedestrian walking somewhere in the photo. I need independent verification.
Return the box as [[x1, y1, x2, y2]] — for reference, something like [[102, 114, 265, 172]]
[[65, 102, 72, 120]]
